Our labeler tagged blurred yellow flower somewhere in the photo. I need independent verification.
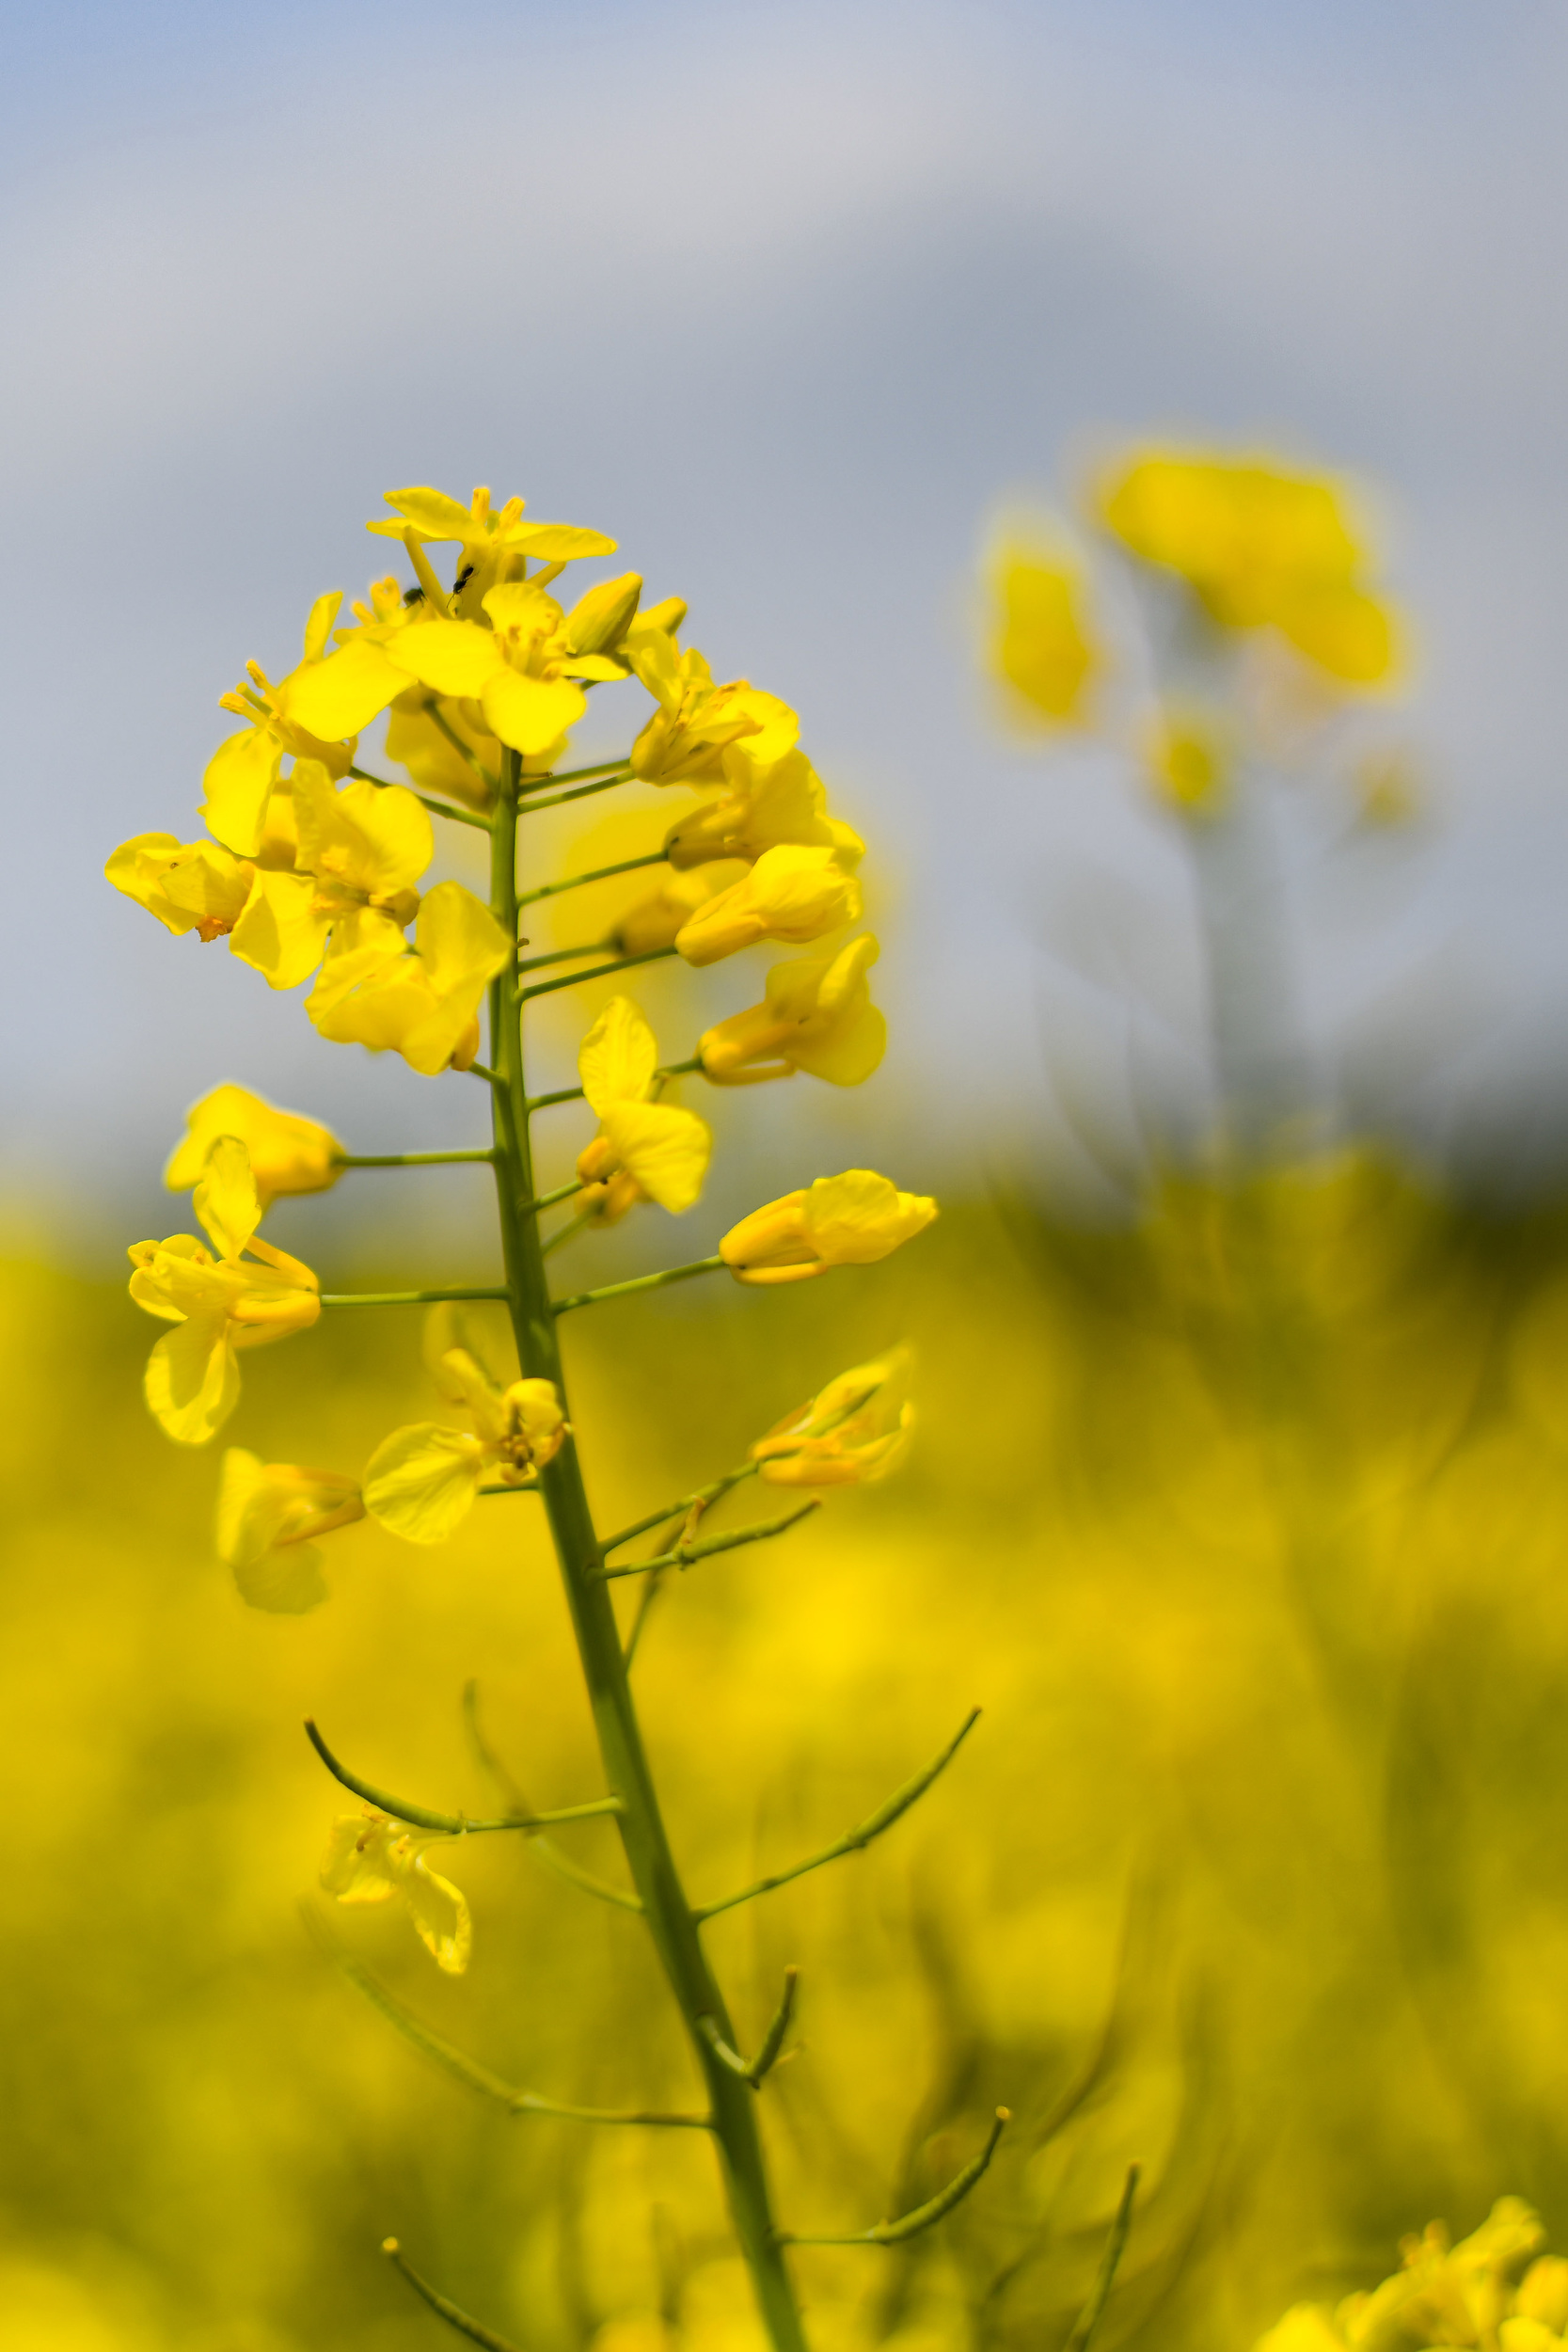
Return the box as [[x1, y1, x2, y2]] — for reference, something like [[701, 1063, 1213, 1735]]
[[320, 1805, 472, 1974], [105, 832, 254, 941], [215, 1448, 363, 1613], [609, 862, 752, 956], [575, 997, 712, 1219], [721, 1169, 937, 1286], [1100, 448, 1399, 686], [1144, 703, 1230, 817], [364, 1349, 567, 1543], [307, 879, 511, 1075], [165, 1084, 343, 1207], [629, 637, 798, 787], [127, 1138, 320, 1445], [1256, 2200, 1550, 2352], [751, 1345, 914, 1486], [228, 761, 433, 992], [201, 590, 359, 856], [663, 747, 864, 872], [699, 935, 885, 1087], [988, 538, 1101, 724], [674, 845, 863, 968]]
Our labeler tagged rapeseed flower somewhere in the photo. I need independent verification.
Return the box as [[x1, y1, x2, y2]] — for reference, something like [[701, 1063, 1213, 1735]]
[[229, 761, 433, 991], [202, 591, 359, 856], [988, 537, 1101, 724], [215, 1449, 363, 1613], [750, 1346, 914, 1486], [1100, 448, 1399, 686], [320, 1806, 472, 1974], [1256, 2199, 1552, 2352], [662, 747, 864, 871], [307, 880, 511, 1075], [674, 845, 863, 968], [166, 1085, 343, 1206], [699, 935, 885, 1086], [573, 998, 712, 1222], [721, 1170, 937, 1285], [608, 863, 752, 956], [367, 484, 615, 615], [628, 637, 798, 787], [105, 832, 255, 941], [1144, 703, 1230, 817], [364, 1346, 567, 1543], [128, 1138, 320, 1445]]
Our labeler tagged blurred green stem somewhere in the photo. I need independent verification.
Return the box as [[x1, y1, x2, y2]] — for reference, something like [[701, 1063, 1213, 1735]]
[[487, 746, 809, 2352]]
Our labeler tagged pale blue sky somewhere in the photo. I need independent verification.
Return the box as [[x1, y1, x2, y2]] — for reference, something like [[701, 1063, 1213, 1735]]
[[8, 0, 1568, 1243]]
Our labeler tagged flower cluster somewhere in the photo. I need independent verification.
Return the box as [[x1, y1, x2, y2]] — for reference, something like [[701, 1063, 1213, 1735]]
[[985, 444, 1406, 823], [1256, 2199, 1566, 2352]]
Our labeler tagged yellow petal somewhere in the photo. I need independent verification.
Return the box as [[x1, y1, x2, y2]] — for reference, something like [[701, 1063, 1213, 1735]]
[[231, 1544, 329, 1613], [800, 1169, 937, 1264], [598, 1102, 712, 1214], [989, 543, 1100, 724], [145, 1313, 240, 1445], [319, 1810, 401, 1900], [301, 590, 343, 665], [387, 617, 505, 698], [481, 668, 586, 755], [790, 999, 886, 1086], [414, 881, 511, 993], [578, 996, 659, 1115], [201, 725, 282, 857], [364, 1423, 485, 1541], [404, 1854, 473, 1974], [230, 868, 333, 989], [372, 486, 479, 541], [166, 1086, 342, 1206], [292, 762, 434, 898], [193, 1137, 262, 1261], [283, 636, 407, 739]]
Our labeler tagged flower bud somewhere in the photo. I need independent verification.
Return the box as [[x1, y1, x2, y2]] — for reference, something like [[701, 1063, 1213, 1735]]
[[564, 571, 642, 655]]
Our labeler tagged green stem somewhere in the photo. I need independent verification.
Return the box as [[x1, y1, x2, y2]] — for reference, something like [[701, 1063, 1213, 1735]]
[[518, 944, 680, 1001], [319, 1286, 510, 1309], [337, 1149, 497, 1169], [520, 755, 635, 792], [553, 1257, 725, 1318], [519, 851, 668, 905], [526, 1061, 700, 1118], [598, 1502, 818, 1582], [347, 766, 493, 833], [488, 746, 809, 2352], [517, 770, 635, 815], [304, 1719, 621, 1836], [517, 943, 613, 974]]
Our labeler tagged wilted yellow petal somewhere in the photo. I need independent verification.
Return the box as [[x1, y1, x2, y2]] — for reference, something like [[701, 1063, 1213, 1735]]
[[144, 1313, 240, 1445], [403, 1855, 473, 1975]]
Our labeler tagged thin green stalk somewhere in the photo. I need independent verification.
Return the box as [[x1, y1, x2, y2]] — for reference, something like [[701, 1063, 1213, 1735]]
[[1063, 2165, 1140, 2352], [779, 2109, 1009, 2247], [347, 765, 493, 833], [337, 1149, 498, 1169], [304, 1718, 621, 1836], [519, 755, 635, 792], [518, 943, 614, 974], [518, 944, 680, 1001], [487, 746, 809, 2352], [553, 1256, 725, 1317], [542, 1206, 596, 1258], [424, 701, 499, 796], [526, 1060, 700, 1118], [517, 769, 635, 814], [598, 1502, 819, 1582], [320, 1286, 510, 1309], [383, 2242, 524, 2352], [602, 1461, 761, 1554], [519, 850, 668, 905]]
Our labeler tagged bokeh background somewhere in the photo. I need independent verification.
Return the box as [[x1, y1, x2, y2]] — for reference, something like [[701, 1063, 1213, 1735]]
[[9, 4, 1568, 2349]]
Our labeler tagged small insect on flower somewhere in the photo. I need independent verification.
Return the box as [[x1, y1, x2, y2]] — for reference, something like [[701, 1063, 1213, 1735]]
[[363, 1341, 567, 1544], [320, 1806, 472, 1975]]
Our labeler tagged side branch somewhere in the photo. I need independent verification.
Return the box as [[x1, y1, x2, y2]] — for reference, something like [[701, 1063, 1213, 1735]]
[[337, 1149, 498, 1169], [322, 1934, 708, 2127], [779, 2109, 1009, 2246], [516, 769, 635, 814], [526, 1058, 702, 1118], [518, 850, 668, 905], [383, 2241, 524, 2352], [304, 1719, 621, 1836], [697, 1967, 800, 2090], [319, 1286, 511, 1309], [554, 1256, 725, 1317], [1064, 2165, 1141, 2352], [599, 1503, 819, 1582], [601, 1461, 761, 1553], [695, 1709, 982, 1921], [347, 765, 494, 833], [518, 943, 679, 1000]]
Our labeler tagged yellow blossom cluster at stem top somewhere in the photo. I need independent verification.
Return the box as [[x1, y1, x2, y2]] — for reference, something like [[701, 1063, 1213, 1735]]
[[984, 445, 1405, 818], [106, 483, 878, 1082], [1257, 2198, 1568, 2352]]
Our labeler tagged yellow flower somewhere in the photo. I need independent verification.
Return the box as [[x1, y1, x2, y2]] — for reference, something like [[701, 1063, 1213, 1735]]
[[1100, 449, 1399, 685], [227, 759, 432, 992], [364, 1348, 567, 1544], [721, 1169, 938, 1286], [384, 688, 500, 810], [699, 935, 885, 1086], [629, 636, 798, 787], [127, 1138, 320, 1444], [201, 591, 361, 856], [988, 537, 1101, 724], [1144, 704, 1230, 817], [166, 1085, 343, 1207], [1254, 2201, 1551, 2352], [663, 747, 864, 872], [573, 998, 712, 1221], [750, 1346, 915, 1486], [674, 844, 863, 968], [320, 1805, 472, 1974], [608, 862, 752, 956], [307, 880, 511, 1075], [215, 1448, 363, 1613], [367, 483, 616, 616], [105, 833, 255, 941]]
